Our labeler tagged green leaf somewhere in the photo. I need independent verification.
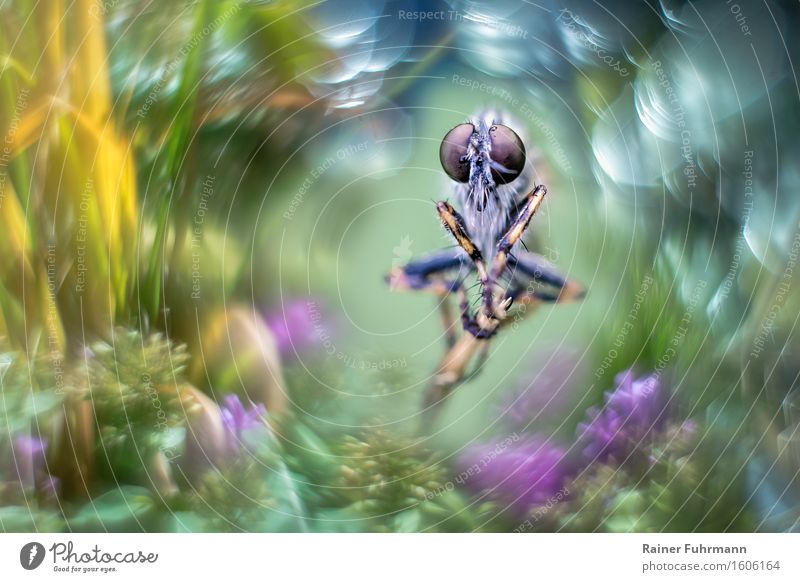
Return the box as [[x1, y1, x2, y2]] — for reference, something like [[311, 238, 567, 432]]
[[144, 0, 215, 320], [392, 509, 421, 532], [68, 486, 155, 532], [0, 390, 62, 434], [0, 506, 64, 532], [19, 390, 62, 421], [161, 511, 209, 533]]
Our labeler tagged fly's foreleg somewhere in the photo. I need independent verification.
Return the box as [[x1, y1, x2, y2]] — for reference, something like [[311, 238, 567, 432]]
[[436, 201, 495, 317], [491, 184, 547, 278]]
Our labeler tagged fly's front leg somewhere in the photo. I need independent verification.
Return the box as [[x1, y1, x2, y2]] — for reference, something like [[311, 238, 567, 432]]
[[482, 184, 547, 323], [491, 184, 547, 279], [436, 201, 489, 279], [436, 200, 498, 321]]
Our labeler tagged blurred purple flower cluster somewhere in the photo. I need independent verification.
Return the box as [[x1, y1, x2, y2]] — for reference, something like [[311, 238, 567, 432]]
[[460, 369, 672, 517], [6, 435, 59, 502], [264, 298, 321, 356], [221, 394, 267, 457], [183, 390, 268, 482], [458, 436, 572, 516], [577, 370, 666, 463]]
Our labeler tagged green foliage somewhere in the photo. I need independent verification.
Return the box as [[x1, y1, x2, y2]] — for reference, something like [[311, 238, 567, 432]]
[[0, 506, 65, 533], [83, 329, 189, 484], [331, 428, 447, 531], [556, 421, 754, 532], [87, 329, 188, 438], [187, 424, 308, 532], [0, 352, 63, 435], [69, 486, 156, 532]]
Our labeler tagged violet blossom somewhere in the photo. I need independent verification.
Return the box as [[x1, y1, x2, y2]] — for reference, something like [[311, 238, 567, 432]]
[[457, 435, 573, 516], [264, 298, 323, 356], [11, 435, 47, 490], [6, 435, 59, 502], [182, 391, 267, 482], [220, 394, 267, 457], [577, 370, 667, 463]]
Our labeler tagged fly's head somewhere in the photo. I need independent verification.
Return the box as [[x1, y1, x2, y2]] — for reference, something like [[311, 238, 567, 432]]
[[439, 119, 526, 212]]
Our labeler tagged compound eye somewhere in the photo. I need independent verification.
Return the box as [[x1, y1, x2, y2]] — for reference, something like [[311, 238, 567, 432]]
[[439, 123, 474, 183], [489, 125, 525, 184]]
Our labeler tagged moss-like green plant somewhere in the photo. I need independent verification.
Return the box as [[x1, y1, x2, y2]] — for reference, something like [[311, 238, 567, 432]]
[[82, 329, 189, 483]]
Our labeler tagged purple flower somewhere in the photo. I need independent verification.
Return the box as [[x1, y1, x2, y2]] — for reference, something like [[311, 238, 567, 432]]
[[4, 435, 59, 503], [221, 394, 266, 456], [264, 298, 323, 356], [182, 391, 268, 481], [457, 435, 572, 516], [11, 436, 48, 490], [578, 370, 667, 463]]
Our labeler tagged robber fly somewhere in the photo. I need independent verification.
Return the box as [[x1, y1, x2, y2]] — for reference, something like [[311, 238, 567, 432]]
[[387, 112, 585, 423]]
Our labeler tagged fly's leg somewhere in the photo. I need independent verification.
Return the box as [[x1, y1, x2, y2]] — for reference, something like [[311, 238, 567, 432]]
[[477, 184, 548, 324], [439, 294, 458, 349], [423, 333, 490, 425], [494, 253, 585, 336], [386, 248, 467, 295], [436, 201, 496, 318], [463, 340, 491, 383], [491, 184, 547, 280], [506, 251, 586, 304], [421, 287, 493, 426], [386, 249, 474, 353]]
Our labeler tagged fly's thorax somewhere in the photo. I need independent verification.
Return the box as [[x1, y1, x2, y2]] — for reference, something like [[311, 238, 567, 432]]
[[455, 181, 518, 259]]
